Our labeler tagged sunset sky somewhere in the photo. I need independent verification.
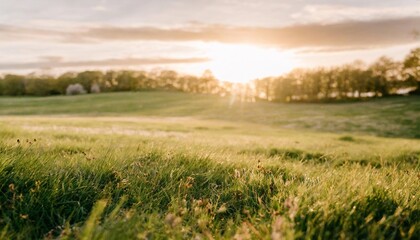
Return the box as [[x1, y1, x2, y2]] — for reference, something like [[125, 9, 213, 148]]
[[1, 0, 419, 82]]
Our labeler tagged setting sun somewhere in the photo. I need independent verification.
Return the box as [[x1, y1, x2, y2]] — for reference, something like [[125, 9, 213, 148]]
[[203, 44, 297, 83]]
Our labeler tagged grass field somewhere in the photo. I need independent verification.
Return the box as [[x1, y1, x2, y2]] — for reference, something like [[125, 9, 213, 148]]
[[0, 92, 419, 239]]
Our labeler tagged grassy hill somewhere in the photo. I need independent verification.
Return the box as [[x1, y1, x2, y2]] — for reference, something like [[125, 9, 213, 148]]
[[1, 91, 420, 138], [0, 92, 419, 239]]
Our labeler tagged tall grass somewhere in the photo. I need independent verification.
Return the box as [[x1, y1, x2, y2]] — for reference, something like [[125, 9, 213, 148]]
[[0, 121, 418, 239]]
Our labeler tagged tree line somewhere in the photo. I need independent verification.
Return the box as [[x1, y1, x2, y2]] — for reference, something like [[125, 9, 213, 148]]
[[253, 48, 419, 102], [0, 69, 231, 97], [0, 48, 418, 102]]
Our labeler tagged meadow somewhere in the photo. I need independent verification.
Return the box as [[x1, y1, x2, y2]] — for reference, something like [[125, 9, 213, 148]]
[[0, 92, 419, 239]]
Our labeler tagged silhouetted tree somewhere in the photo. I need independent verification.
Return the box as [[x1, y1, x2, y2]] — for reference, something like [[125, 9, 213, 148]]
[[370, 56, 398, 96], [403, 48, 420, 94]]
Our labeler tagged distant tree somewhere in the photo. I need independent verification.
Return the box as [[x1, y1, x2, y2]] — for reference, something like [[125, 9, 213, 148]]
[[349, 60, 368, 98], [254, 78, 272, 100], [199, 70, 219, 94], [218, 81, 233, 97], [158, 70, 178, 90], [338, 61, 368, 98], [285, 69, 306, 101], [76, 71, 104, 93], [403, 48, 420, 94], [322, 70, 335, 100], [24, 76, 56, 96], [180, 75, 197, 93], [272, 77, 292, 102], [2, 74, 25, 96], [90, 83, 101, 93], [102, 71, 118, 91], [57, 72, 77, 94], [306, 69, 323, 101], [370, 56, 399, 96], [114, 71, 138, 91], [135, 71, 148, 90], [0, 76, 3, 94]]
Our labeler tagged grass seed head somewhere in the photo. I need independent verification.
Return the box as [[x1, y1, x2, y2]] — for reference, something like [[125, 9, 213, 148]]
[[9, 183, 15, 192], [217, 204, 227, 213]]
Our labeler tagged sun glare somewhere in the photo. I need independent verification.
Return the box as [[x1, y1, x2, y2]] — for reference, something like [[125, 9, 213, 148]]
[[204, 44, 297, 83]]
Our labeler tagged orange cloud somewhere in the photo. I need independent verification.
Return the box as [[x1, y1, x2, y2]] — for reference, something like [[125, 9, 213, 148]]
[[1, 17, 419, 49], [74, 17, 420, 49]]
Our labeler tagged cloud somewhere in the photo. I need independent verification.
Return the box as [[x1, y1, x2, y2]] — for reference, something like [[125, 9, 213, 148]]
[[0, 24, 69, 42], [38, 56, 64, 62], [0, 57, 210, 70], [81, 17, 420, 49], [1, 17, 419, 50], [291, 4, 420, 24]]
